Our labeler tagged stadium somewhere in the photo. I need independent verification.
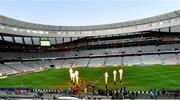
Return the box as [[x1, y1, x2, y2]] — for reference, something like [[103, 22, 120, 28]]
[[0, 9, 180, 99]]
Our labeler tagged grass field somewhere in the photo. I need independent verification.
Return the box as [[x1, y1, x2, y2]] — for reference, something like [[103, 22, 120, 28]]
[[0, 65, 180, 91]]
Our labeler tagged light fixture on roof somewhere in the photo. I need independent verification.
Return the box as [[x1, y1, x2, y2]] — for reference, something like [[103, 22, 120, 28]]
[[160, 22, 163, 25], [27, 30, 30, 33], [151, 23, 155, 26], [12, 28, 17, 31], [38, 31, 44, 34], [19, 29, 24, 32], [57, 32, 61, 35], [45, 31, 49, 34], [32, 30, 37, 33]]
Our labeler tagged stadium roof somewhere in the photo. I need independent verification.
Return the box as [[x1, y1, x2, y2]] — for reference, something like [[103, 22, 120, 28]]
[[0, 10, 180, 37], [1, 10, 180, 31]]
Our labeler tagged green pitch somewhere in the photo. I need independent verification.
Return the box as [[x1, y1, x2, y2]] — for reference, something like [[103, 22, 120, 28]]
[[0, 65, 180, 91]]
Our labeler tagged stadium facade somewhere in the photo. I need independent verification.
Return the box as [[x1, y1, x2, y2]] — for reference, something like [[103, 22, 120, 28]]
[[0, 10, 180, 75]]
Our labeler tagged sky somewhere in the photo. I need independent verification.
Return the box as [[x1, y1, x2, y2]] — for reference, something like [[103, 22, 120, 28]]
[[0, 0, 180, 26]]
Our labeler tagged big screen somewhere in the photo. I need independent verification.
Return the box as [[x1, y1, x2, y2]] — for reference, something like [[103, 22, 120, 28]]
[[40, 40, 51, 46]]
